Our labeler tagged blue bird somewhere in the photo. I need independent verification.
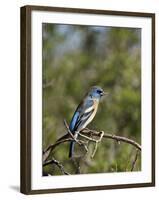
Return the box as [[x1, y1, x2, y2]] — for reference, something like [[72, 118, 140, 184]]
[[69, 86, 106, 158]]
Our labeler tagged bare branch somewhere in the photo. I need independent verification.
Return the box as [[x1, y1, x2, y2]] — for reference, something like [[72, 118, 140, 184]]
[[43, 124, 141, 163], [43, 138, 73, 162], [81, 129, 141, 151], [43, 157, 70, 175]]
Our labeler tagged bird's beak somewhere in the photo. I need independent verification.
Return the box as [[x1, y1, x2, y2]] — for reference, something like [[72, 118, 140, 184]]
[[102, 91, 109, 96]]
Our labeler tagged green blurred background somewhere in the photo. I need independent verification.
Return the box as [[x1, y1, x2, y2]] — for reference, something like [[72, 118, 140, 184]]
[[42, 23, 141, 175]]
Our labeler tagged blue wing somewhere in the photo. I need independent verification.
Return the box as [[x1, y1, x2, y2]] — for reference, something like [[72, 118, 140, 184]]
[[69, 111, 80, 133], [69, 99, 94, 133]]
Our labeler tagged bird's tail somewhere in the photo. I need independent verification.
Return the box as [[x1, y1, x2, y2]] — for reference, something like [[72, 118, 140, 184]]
[[69, 141, 75, 158]]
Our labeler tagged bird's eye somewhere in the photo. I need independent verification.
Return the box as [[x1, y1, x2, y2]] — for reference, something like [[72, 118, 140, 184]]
[[97, 89, 102, 94]]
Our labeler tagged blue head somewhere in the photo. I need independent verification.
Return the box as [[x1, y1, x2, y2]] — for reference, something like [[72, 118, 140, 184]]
[[87, 86, 106, 100]]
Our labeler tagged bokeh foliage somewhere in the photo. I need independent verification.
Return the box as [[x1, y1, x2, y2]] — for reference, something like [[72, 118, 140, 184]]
[[42, 23, 141, 175]]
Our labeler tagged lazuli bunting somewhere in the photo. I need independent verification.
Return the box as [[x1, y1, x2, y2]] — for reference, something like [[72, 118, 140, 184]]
[[69, 86, 106, 158]]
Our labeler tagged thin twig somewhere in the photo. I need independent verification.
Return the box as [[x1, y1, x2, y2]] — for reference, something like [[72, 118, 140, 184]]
[[91, 131, 104, 158], [131, 149, 139, 171], [43, 157, 70, 175], [63, 119, 75, 141], [125, 149, 134, 171], [91, 142, 98, 158], [43, 138, 73, 162], [79, 131, 104, 158]]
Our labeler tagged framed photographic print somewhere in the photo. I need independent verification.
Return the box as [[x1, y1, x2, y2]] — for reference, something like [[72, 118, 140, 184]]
[[20, 5, 155, 194]]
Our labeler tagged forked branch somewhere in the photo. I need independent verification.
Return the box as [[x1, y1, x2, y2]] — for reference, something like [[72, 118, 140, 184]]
[[43, 120, 141, 164]]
